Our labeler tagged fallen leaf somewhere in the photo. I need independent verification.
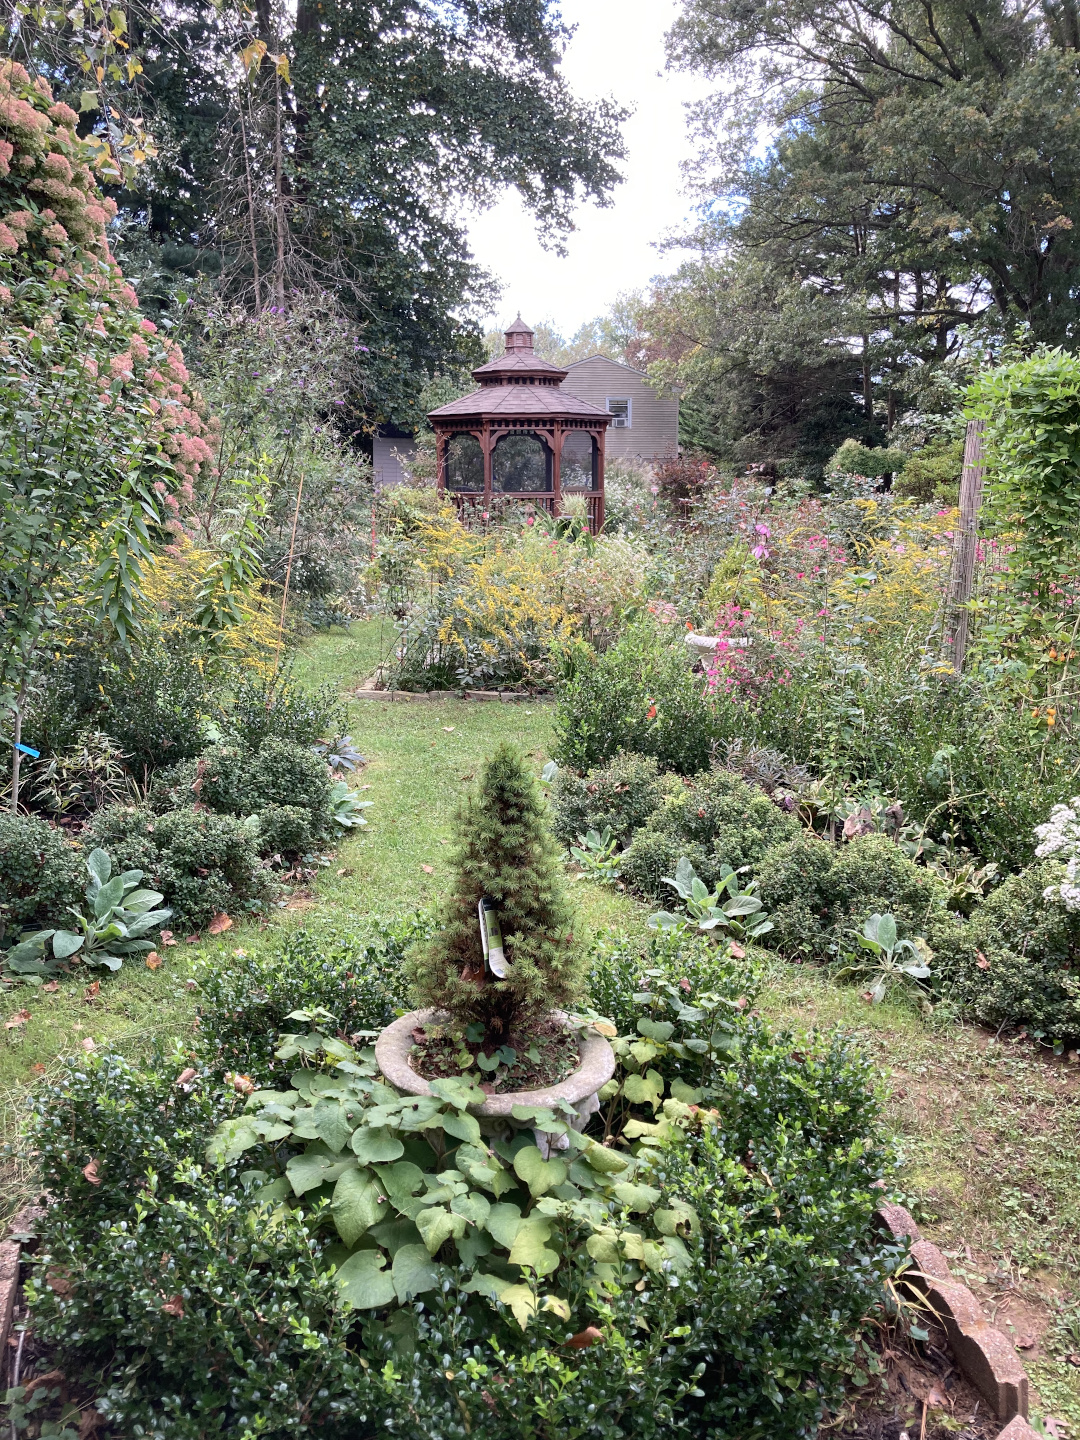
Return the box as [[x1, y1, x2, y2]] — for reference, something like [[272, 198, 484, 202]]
[[185, 934, 201, 945], [1044, 1419, 1067, 1439], [176, 1067, 197, 1087], [185, 978, 197, 991], [439, 839, 448, 845], [925, 1385, 948, 1409], [1015, 1335, 1036, 1350], [145, 952, 162, 970], [565, 1326, 603, 1350], [78, 1407, 103, 1438], [976, 950, 990, 970], [45, 1268, 73, 1297], [5, 1009, 31, 1029], [159, 930, 177, 947], [160, 1294, 185, 1318], [80, 1037, 95, 1052], [207, 913, 232, 935], [23, 1369, 64, 1396], [1067, 1354, 1080, 1367], [443, 726, 455, 732], [459, 773, 474, 781], [84, 981, 100, 1001], [43, 980, 59, 993], [82, 1158, 101, 1185], [728, 943, 746, 959], [29, 1062, 46, 1076], [336, 867, 354, 878], [421, 864, 434, 874], [228, 1072, 254, 1095]]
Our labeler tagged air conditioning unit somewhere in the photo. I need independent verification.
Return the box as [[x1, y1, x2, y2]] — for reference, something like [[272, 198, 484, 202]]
[[611, 415, 627, 428]]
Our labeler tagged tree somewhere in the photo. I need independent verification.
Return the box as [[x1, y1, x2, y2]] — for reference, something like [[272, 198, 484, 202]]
[[668, 0, 1080, 344], [0, 60, 214, 808], [7, 0, 628, 431], [650, 0, 1080, 461], [408, 744, 584, 1040]]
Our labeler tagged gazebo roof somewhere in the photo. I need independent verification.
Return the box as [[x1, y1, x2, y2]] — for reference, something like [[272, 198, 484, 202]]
[[428, 314, 612, 424], [428, 385, 610, 421]]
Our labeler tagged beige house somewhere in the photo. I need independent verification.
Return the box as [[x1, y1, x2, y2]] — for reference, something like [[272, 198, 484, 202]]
[[560, 354, 678, 461]]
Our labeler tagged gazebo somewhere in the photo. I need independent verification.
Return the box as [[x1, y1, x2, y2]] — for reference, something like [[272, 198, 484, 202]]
[[427, 316, 611, 533]]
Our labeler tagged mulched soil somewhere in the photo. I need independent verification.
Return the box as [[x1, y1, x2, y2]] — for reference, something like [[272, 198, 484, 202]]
[[410, 1015, 580, 1092], [823, 1319, 1002, 1439]]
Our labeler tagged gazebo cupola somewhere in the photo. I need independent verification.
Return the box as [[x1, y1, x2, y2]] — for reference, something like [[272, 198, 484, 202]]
[[427, 315, 611, 532]]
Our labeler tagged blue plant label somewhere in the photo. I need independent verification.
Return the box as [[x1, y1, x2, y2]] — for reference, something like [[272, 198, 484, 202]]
[[14, 743, 40, 758]]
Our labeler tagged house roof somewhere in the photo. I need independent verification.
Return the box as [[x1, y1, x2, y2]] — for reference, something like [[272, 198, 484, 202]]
[[566, 353, 647, 375]]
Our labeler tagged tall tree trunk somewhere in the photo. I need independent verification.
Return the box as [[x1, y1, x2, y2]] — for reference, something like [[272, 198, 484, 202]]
[[862, 334, 873, 418], [238, 102, 262, 312], [273, 65, 286, 311], [9, 679, 27, 814]]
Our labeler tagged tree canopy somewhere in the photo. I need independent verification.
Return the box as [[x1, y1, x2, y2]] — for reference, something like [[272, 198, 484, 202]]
[[639, 0, 1080, 467]]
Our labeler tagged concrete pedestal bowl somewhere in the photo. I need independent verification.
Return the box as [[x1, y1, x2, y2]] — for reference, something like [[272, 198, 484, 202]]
[[375, 1009, 616, 1138]]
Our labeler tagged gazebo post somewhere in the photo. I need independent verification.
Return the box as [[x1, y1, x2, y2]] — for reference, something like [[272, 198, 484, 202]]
[[482, 422, 492, 510], [595, 425, 605, 533], [553, 423, 563, 517]]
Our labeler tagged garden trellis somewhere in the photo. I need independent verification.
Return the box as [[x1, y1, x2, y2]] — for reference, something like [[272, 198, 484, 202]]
[[946, 353, 1080, 737]]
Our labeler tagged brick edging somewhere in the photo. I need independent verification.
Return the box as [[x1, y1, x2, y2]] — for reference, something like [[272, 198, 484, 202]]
[[0, 1207, 44, 1356], [876, 1202, 1031, 1434]]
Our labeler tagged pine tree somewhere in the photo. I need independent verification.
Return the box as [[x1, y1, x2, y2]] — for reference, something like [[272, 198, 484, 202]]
[[408, 744, 583, 1039]]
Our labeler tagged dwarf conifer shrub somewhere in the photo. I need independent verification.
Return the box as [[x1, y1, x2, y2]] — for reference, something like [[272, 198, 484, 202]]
[[408, 743, 584, 1037]]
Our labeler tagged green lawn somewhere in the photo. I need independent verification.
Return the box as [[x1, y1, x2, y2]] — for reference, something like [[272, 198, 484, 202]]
[[2, 621, 1078, 1425]]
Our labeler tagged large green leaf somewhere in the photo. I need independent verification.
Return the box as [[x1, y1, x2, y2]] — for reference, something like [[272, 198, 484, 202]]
[[336, 1248, 395, 1310], [51, 930, 84, 959], [415, 1205, 467, 1256], [622, 1070, 664, 1109], [508, 1215, 559, 1275], [611, 1180, 662, 1213], [314, 1101, 354, 1155], [93, 875, 126, 919], [441, 1109, 482, 1146], [450, 1191, 491, 1227], [580, 1141, 630, 1174], [428, 1076, 486, 1108], [484, 1201, 523, 1249], [332, 1168, 384, 1247], [374, 1160, 427, 1217], [86, 848, 111, 887], [392, 1243, 441, 1302], [513, 1146, 567, 1197], [351, 1124, 404, 1165], [286, 1150, 356, 1196]]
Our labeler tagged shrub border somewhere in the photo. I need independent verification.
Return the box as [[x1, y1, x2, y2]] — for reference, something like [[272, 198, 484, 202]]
[[0, 1200, 1037, 1436]]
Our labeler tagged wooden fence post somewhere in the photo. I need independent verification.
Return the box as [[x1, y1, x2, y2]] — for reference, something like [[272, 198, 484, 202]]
[[947, 418, 986, 672]]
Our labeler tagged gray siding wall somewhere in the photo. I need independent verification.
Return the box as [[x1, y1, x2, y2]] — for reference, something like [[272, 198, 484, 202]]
[[373, 436, 417, 488], [561, 355, 678, 461]]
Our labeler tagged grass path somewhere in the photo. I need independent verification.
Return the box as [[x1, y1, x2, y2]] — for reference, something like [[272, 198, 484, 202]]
[[1, 621, 1077, 1424]]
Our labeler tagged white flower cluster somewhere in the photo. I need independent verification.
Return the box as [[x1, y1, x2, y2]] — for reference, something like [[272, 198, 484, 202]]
[[1034, 797, 1080, 912]]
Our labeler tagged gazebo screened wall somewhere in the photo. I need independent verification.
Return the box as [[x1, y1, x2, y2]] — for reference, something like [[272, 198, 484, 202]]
[[427, 317, 611, 533]]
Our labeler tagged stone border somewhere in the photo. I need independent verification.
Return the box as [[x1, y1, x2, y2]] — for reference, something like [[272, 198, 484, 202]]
[[877, 1202, 1031, 1433], [375, 1008, 616, 1118], [0, 1207, 44, 1359], [353, 681, 549, 703]]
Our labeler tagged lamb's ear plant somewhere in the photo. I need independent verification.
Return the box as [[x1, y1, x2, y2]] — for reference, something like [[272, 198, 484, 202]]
[[836, 912, 932, 1005], [569, 827, 622, 884], [407, 743, 583, 1040], [8, 848, 172, 977], [649, 857, 772, 943]]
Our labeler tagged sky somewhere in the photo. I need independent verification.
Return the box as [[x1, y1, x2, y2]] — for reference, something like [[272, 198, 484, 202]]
[[464, 0, 714, 339]]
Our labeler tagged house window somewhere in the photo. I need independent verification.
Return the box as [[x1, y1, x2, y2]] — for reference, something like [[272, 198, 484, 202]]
[[606, 397, 631, 429]]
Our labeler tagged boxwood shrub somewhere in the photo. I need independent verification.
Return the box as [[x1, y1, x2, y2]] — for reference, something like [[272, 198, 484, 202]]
[[0, 813, 84, 943], [928, 861, 1080, 1041], [552, 623, 719, 776], [19, 930, 900, 1440]]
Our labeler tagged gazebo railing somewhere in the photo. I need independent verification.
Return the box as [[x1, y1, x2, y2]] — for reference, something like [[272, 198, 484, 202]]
[[446, 491, 603, 533]]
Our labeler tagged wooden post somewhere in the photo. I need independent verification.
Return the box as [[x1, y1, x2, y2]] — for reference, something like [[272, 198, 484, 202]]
[[947, 418, 986, 672]]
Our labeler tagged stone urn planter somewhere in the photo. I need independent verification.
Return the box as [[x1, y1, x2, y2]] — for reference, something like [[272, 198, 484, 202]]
[[375, 1008, 616, 1144]]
